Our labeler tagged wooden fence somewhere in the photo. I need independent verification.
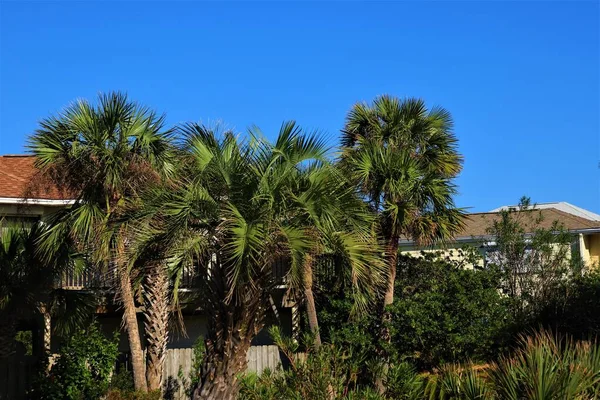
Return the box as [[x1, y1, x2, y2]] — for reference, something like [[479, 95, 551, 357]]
[[163, 345, 282, 400], [0, 355, 36, 400], [0, 346, 281, 400]]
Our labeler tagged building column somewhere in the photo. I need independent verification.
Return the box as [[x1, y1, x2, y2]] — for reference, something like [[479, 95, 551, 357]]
[[578, 233, 590, 267]]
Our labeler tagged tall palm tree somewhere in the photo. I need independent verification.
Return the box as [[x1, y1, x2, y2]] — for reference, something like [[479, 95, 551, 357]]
[[340, 96, 465, 388], [28, 92, 175, 392], [126, 218, 175, 391], [341, 95, 465, 309], [0, 221, 90, 359]]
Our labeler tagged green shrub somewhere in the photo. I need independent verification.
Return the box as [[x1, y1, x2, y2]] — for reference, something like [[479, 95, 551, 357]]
[[185, 335, 206, 396], [31, 321, 119, 400], [387, 253, 513, 369], [316, 252, 514, 373], [239, 327, 377, 400], [109, 367, 135, 393], [537, 269, 600, 339], [15, 330, 33, 355]]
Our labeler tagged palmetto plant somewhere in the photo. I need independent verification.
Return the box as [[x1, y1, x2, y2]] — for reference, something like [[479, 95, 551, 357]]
[[28, 92, 175, 392], [423, 332, 600, 400], [488, 331, 600, 400]]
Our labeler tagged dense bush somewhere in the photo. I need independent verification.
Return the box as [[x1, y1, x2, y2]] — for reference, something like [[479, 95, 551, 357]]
[[31, 322, 119, 400], [315, 252, 514, 372], [105, 389, 162, 400], [537, 269, 600, 339], [388, 252, 514, 369]]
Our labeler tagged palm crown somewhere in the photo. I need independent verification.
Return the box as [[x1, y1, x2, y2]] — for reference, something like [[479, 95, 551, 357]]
[[28, 92, 175, 262], [341, 95, 465, 245]]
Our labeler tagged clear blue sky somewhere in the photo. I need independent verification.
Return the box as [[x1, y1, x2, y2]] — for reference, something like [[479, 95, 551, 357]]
[[1, 1, 598, 213]]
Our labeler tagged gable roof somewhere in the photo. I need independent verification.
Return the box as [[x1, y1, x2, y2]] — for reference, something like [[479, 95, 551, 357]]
[[0, 155, 73, 201]]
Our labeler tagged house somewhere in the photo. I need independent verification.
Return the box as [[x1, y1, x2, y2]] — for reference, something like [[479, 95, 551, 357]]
[[0, 155, 292, 397], [399, 202, 600, 268]]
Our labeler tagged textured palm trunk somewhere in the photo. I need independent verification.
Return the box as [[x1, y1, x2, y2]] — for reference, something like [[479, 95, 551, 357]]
[[0, 316, 17, 359], [192, 335, 253, 400], [192, 277, 267, 400], [376, 237, 399, 393], [144, 263, 170, 392], [383, 238, 399, 308], [303, 255, 322, 347], [119, 266, 148, 393]]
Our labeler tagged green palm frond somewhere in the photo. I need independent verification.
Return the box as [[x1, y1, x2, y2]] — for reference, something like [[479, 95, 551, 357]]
[[341, 95, 465, 245]]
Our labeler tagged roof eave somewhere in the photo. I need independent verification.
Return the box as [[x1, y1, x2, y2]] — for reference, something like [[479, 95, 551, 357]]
[[0, 197, 76, 206]]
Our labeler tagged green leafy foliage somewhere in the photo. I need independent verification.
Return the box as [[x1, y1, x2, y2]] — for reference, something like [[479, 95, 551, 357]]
[[239, 327, 386, 400], [185, 336, 206, 397], [105, 390, 162, 400], [316, 252, 513, 373], [31, 322, 119, 400], [485, 197, 582, 322], [388, 253, 513, 369], [536, 269, 600, 340], [15, 330, 33, 355]]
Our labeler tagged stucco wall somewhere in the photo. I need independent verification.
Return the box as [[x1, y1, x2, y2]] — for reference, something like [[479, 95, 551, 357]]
[[399, 243, 485, 269], [587, 233, 600, 266]]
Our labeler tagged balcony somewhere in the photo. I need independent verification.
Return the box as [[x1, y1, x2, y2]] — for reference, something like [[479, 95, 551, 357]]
[[59, 258, 291, 290]]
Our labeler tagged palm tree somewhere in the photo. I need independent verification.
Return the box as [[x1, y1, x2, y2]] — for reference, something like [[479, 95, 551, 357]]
[[28, 92, 175, 392], [340, 95, 465, 388], [126, 218, 175, 391], [137, 121, 381, 399], [341, 95, 465, 308], [282, 163, 385, 347], [0, 221, 90, 359]]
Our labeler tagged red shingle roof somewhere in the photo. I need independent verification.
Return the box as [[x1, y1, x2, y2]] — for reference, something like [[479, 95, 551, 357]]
[[0, 155, 72, 200]]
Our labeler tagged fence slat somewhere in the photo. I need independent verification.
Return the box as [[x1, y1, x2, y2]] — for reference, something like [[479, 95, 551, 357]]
[[160, 346, 280, 400]]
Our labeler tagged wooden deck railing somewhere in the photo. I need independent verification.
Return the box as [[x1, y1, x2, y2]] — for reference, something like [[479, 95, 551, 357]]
[[59, 259, 291, 290]]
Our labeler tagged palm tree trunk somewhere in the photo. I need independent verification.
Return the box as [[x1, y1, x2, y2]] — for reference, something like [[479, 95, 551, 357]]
[[144, 263, 170, 392], [192, 310, 258, 400], [192, 278, 266, 400], [376, 237, 399, 393], [119, 267, 148, 393], [192, 335, 253, 400], [303, 255, 321, 347], [383, 238, 399, 308]]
